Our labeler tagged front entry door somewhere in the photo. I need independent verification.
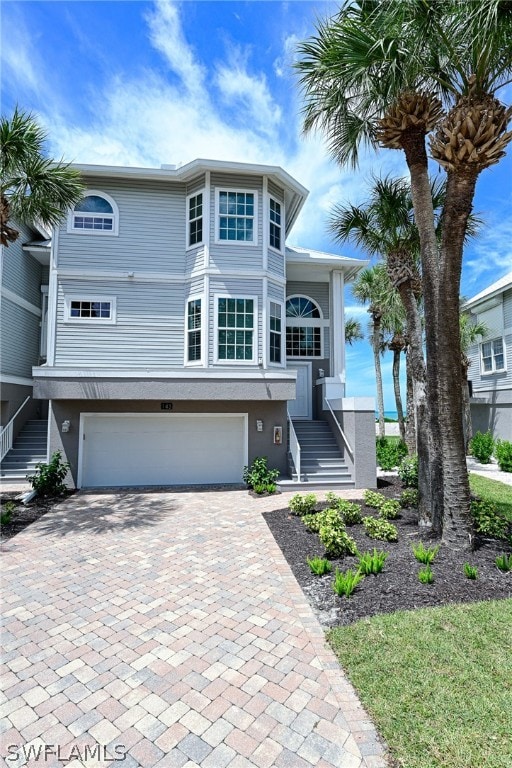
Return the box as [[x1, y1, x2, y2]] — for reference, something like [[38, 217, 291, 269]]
[[288, 362, 312, 419]]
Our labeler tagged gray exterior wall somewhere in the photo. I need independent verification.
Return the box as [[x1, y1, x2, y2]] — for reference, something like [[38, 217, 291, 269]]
[[48, 399, 288, 487]]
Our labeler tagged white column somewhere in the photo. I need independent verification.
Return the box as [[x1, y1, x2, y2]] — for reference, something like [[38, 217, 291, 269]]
[[330, 270, 345, 380]]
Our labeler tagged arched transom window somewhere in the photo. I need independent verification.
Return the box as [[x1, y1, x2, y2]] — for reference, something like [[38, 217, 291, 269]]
[[69, 191, 119, 235], [286, 296, 323, 357]]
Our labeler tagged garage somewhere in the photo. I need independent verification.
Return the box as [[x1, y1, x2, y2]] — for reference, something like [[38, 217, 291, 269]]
[[78, 413, 247, 488]]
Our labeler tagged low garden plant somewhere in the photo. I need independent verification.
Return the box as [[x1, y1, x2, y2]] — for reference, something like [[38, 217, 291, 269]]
[[325, 493, 363, 524], [418, 565, 434, 584], [332, 567, 364, 597], [495, 439, 512, 472], [289, 492, 317, 516], [470, 498, 510, 541], [363, 489, 386, 509], [356, 548, 388, 575], [495, 553, 512, 572], [243, 456, 279, 494], [306, 556, 332, 576], [378, 499, 400, 520], [412, 541, 440, 565], [319, 524, 358, 558], [400, 488, 419, 508], [302, 507, 340, 533], [27, 450, 70, 496], [464, 563, 478, 580], [376, 436, 408, 470], [398, 455, 418, 488], [1, 500, 15, 526], [469, 430, 495, 464], [362, 516, 398, 542]]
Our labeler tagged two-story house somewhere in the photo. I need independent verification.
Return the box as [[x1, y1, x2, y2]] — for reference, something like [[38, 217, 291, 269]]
[[3, 159, 376, 489], [464, 271, 512, 441]]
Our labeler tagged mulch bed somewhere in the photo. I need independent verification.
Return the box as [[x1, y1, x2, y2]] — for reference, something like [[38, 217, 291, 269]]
[[1, 491, 74, 541], [263, 477, 512, 627]]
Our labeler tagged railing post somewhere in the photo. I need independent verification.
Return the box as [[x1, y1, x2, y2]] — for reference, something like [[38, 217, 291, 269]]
[[0, 396, 31, 461]]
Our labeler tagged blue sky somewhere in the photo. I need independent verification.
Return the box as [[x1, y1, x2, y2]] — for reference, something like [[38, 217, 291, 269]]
[[2, 0, 511, 410]]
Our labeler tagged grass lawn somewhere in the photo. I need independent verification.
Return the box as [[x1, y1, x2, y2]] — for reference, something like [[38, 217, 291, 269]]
[[469, 472, 512, 523], [328, 599, 512, 768]]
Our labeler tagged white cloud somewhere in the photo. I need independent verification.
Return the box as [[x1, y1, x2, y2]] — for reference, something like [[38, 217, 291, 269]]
[[463, 214, 512, 288]]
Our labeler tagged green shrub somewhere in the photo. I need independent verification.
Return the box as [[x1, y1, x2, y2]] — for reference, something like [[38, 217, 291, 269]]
[[463, 563, 478, 580], [252, 482, 277, 495], [302, 507, 340, 533], [362, 516, 398, 542], [398, 455, 418, 488], [1, 500, 15, 526], [470, 499, 509, 540], [289, 492, 317, 516], [412, 541, 440, 565], [319, 524, 358, 558], [332, 567, 364, 597], [418, 565, 434, 584], [356, 548, 388, 575], [363, 489, 386, 509], [495, 440, 512, 472], [27, 451, 69, 496], [306, 556, 333, 576], [337, 500, 363, 525], [495, 553, 512, 572], [469, 430, 495, 464], [376, 437, 408, 470], [379, 499, 400, 520], [400, 488, 419, 508], [243, 457, 279, 491]]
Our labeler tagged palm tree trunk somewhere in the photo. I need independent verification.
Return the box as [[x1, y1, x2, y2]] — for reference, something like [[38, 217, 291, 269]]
[[405, 351, 416, 453], [373, 318, 386, 439], [392, 348, 406, 442], [437, 170, 478, 550], [462, 374, 472, 454], [401, 130, 444, 534]]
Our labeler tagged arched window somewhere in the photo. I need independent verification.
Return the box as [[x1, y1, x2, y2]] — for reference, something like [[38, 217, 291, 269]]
[[68, 191, 119, 235], [286, 295, 323, 357]]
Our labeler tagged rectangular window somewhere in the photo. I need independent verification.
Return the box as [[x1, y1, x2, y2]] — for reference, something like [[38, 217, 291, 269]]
[[187, 299, 202, 362], [73, 215, 113, 231], [65, 296, 116, 324], [217, 297, 255, 361], [218, 190, 256, 243], [269, 301, 282, 364], [286, 327, 321, 357], [269, 198, 282, 251], [481, 338, 505, 373], [188, 192, 203, 247]]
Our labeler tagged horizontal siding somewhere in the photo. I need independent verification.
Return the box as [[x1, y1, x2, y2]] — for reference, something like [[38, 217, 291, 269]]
[[186, 174, 205, 196], [55, 279, 185, 367], [209, 173, 264, 271], [286, 281, 330, 318], [267, 179, 284, 202], [58, 177, 187, 273], [2, 224, 43, 306], [208, 277, 264, 366], [187, 275, 205, 295], [503, 289, 512, 327], [268, 282, 285, 302], [1, 298, 40, 377], [186, 246, 205, 274], [477, 302, 504, 338], [323, 327, 330, 359], [268, 249, 284, 276], [41, 265, 50, 285]]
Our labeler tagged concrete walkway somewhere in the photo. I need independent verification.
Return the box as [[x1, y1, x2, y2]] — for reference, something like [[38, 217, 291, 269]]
[[1, 489, 387, 768]]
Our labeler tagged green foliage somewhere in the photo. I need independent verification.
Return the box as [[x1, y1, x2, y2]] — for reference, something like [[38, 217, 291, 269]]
[[469, 431, 495, 464], [363, 516, 398, 542], [376, 436, 407, 470], [319, 524, 358, 558], [398, 455, 419, 489], [400, 488, 419, 509], [363, 489, 386, 509], [332, 567, 364, 598], [338, 501, 363, 526], [379, 499, 400, 520], [252, 482, 277, 495], [495, 440, 512, 473], [243, 457, 279, 491], [356, 548, 389, 575], [288, 492, 317, 516], [463, 563, 478, 580], [302, 507, 340, 533], [307, 556, 333, 576], [470, 499, 509, 541], [1, 500, 15, 526], [27, 451, 69, 496], [418, 565, 434, 584], [495, 553, 512, 572], [412, 541, 440, 565]]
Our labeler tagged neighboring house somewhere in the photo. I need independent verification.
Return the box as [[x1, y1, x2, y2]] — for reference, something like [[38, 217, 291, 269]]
[[3, 159, 376, 488], [464, 271, 512, 441]]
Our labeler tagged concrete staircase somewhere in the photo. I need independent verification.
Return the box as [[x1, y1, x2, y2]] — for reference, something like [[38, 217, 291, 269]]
[[0, 420, 47, 482], [279, 419, 354, 491]]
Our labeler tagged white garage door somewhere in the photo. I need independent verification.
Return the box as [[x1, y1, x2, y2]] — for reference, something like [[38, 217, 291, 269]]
[[79, 413, 247, 488]]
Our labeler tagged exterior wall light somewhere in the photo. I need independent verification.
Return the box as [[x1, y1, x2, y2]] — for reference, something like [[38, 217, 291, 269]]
[[256, 420, 263, 432], [61, 420, 71, 433]]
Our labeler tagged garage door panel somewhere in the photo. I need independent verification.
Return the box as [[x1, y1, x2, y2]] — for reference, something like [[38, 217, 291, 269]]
[[81, 414, 246, 487]]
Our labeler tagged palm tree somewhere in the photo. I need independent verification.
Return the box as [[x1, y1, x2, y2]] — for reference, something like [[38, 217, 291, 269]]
[[296, 0, 512, 546], [1, 107, 83, 246], [345, 317, 364, 345], [381, 315, 407, 445], [460, 311, 488, 451]]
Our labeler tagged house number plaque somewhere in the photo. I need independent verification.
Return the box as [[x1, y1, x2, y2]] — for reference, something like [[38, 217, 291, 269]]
[[160, 402, 173, 410]]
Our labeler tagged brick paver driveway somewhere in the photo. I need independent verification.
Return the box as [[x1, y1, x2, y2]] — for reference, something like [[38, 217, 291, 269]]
[[1, 489, 387, 768]]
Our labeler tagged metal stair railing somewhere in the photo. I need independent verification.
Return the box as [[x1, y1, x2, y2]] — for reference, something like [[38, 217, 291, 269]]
[[1, 396, 31, 461]]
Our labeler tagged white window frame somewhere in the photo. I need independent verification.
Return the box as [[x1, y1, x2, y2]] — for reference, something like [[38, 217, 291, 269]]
[[64, 295, 117, 324], [184, 294, 204, 366], [480, 337, 506, 375], [215, 188, 258, 246], [268, 196, 284, 254], [214, 293, 258, 365], [268, 299, 285, 367], [67, 190, 119, 236], [285, 294, 325, 359], [186, 189, 205, 250]]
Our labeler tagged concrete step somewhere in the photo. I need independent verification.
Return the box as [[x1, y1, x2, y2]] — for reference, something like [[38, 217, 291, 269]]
[[278, 477, 355, 491]]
